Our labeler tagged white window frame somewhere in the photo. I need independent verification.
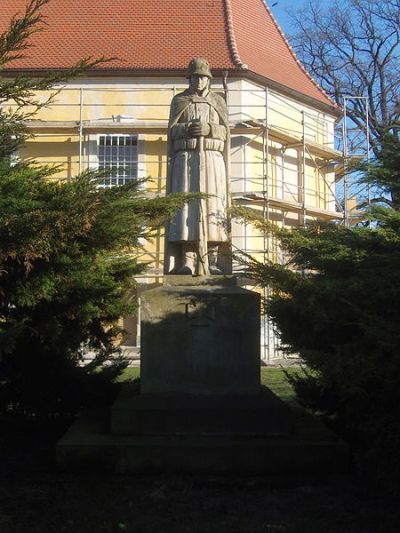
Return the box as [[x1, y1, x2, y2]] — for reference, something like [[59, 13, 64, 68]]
[[86, 133, 146, 188]]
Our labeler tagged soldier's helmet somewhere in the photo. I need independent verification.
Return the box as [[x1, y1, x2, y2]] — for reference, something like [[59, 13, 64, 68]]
[[187, 58, 213, 79]]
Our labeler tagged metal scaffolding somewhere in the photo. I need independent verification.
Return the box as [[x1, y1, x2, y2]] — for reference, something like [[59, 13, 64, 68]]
[[340, 96, 371, 226], [18, 83, 351, 361]]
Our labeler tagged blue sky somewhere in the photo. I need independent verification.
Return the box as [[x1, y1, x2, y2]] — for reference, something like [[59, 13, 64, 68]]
[[268, 1, 330, 35]]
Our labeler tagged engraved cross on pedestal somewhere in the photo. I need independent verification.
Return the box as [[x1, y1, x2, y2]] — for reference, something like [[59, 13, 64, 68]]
[[185, 300, 216, 327]]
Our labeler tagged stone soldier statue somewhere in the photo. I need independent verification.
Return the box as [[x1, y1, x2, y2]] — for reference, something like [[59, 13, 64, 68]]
[[164, 58, 231, 275]]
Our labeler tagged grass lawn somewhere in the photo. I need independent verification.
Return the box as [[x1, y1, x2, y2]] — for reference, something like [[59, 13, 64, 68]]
[[120, 367, 301, 402], [1, 368, 399, 533]]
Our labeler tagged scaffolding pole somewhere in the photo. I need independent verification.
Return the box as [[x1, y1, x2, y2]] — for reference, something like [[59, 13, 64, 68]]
[[366, 101, 371, 208], [262, 87, 271, 362], [343, 99, 350, 226], [78, 87, 84, 175], [301, 111, 307, 226], [342, 95, 371, 227]]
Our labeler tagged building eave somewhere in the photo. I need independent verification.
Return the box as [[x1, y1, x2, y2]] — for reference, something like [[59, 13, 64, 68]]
[[2, 66, 341, 117]]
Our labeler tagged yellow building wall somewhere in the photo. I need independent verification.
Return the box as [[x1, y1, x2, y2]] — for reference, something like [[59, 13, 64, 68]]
[[19, 133, 80, 180], [11, 77, 340, 354], [14, 77, 338, 281]]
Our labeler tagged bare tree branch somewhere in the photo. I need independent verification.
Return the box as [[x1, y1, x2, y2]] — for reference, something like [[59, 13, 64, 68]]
[[289, 0, 400, 156]]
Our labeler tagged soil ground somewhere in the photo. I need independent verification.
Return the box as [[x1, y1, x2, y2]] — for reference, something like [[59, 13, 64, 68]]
[[1, 369, 399, 533]]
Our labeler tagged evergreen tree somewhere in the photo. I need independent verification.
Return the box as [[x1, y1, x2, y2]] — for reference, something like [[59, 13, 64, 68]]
[[0, 0, 193, 416], [236, 133, 400, 488]]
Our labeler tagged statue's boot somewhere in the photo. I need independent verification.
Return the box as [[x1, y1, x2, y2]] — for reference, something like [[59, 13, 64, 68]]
[[176, 245, 197, 275], [208, 244, 223, 275]]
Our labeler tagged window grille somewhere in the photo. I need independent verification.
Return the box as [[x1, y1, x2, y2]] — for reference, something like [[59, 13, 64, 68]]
[[98, 134, 138, 186]]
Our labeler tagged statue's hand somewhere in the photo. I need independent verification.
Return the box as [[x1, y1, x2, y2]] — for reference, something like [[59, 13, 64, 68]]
[[189, 122, 211, 137]]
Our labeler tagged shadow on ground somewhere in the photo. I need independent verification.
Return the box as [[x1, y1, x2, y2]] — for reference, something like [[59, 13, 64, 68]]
[[1, 369, 399, 532]]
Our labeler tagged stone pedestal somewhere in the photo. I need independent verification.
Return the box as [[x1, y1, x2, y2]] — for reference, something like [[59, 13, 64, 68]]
[[114, 275, 291, 437], [57, 276, 349, 474], [141, 276, 260, 395]]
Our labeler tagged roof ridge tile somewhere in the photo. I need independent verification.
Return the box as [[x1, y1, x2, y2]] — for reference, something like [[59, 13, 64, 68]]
[[223, 0, 247, 70], [258, 0, 336, 107]]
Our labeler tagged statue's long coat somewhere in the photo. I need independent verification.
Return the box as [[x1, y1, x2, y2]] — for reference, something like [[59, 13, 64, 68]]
[[165, 89, 231, 273]]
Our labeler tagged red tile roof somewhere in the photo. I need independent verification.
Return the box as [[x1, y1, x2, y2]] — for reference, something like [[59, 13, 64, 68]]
[[0, 0, 335, 109]]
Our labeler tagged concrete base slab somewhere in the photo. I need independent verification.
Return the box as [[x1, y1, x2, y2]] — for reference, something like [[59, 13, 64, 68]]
[[111, 384, 292, 436], [57, 400, 349, 477], [57, 408, 349, 475]]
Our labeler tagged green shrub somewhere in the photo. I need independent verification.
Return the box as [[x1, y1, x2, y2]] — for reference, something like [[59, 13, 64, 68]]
[[238, 133, 400, 492], [0, 0, 193, 417]]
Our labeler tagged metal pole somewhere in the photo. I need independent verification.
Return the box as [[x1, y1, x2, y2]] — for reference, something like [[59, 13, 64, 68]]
[[263, 89, 270, 235], [243, 141, 248, 274], [263, 87, 270, 362], [343, 98, 349, 227], [366, 100, 371, 208], [78, 87, 83, 175], [302, 111, 307, 226]]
